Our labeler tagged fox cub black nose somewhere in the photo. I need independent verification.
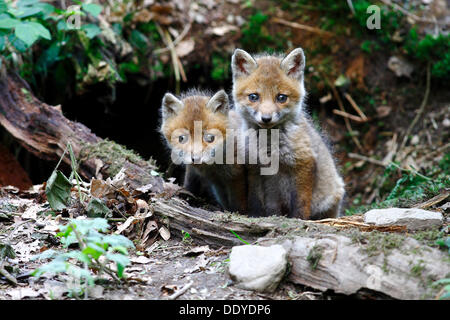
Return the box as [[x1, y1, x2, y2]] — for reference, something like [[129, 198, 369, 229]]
[[261, 115, 272, 123]]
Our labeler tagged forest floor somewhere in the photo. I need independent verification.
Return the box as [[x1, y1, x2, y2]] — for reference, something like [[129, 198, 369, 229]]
[[0, 0, 449, 300]]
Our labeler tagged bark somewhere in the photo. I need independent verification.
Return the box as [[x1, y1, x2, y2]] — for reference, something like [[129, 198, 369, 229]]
[[152, 196, 450, 300], [0, 73, 163, 191]]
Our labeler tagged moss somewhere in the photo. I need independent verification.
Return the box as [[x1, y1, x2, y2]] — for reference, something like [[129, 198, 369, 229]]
[[363, 231, 405, 258], [412, 229, 444, 248], [410, 259, 426, 278], [307, 245, 323, 270], [79, 139, 157, 177]]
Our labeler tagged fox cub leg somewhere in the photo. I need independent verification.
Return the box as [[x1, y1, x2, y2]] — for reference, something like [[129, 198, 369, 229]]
[[293, 157, 316, 220]]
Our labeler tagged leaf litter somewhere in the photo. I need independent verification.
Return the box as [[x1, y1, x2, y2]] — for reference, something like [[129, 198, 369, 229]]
[[0, 167, 278, 300]]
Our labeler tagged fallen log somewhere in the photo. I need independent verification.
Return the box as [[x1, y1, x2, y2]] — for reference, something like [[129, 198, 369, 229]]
[[0, 73, 163, 191], [152, 196, 450, 300]]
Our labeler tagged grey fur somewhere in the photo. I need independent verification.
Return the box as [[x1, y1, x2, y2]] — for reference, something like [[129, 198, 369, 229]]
[[231, 48, 345, 219]]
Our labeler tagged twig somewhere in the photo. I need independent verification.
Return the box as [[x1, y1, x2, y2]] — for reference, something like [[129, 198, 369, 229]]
[[154, 22, 192, 55], [348, 153, 385, 166], [347, 0, 355, 15], [343, 93, 367, 120], [271, 17, 334, 36], [333, 109, 367, 123], [399, 63, 431, 151], [168, 280, 194, 300], [155, 23, 182, 94], [324, 76, 363, 152]]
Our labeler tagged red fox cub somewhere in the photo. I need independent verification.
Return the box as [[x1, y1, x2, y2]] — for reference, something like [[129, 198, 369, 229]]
[[231, 48, 345, 219], [159, 89, 247, 213]]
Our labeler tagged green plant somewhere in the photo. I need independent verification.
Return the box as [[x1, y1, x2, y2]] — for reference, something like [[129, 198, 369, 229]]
[[210, 52, 230, 82], [32, 218, 134, 298], [434, 236, 450, 299], [240, 11, 273, 52]]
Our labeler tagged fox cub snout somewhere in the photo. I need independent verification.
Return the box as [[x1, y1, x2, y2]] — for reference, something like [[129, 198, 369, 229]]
[[160, 90, 229, 166], [232, 48, 306, 129]]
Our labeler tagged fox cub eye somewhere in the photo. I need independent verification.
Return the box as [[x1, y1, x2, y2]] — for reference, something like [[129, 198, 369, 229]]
[[248, 93, 259, 102], [204, 133, 215, 143], [178, 134, 189, 144], [276, 94, 288, 103]]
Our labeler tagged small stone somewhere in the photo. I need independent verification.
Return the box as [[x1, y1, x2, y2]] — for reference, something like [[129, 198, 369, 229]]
[[364, 208, 443, 231], [228, 245, 287, 293], [388, 56, 414, 77], [442, 118, 450, 128]]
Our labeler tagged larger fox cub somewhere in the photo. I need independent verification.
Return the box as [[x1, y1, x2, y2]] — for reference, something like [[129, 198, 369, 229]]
[[231, 48, 345, 219], [160, 89, 247, 213]]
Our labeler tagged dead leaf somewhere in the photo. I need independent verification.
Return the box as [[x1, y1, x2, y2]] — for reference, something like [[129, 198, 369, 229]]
[[130, 256, 152, 264], [376, 106, 392, 118], [175, 39, 195, 57], [209, 25, 238, 36], [159, 226, 171, 241], [184, 245, 210, 257]]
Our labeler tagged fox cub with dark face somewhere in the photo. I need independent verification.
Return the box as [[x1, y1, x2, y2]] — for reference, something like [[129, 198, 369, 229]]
[[160, 90, 247, 213], [231, 48, 345, 219]]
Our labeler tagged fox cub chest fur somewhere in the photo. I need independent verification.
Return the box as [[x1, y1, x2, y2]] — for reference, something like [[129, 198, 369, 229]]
[[159, 90, 247, 213], [231, 48, 345, 219]]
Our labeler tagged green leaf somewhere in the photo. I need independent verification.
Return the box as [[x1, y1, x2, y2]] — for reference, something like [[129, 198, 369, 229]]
[[32, 260, 68, 278], [86, 198, 111, 218], [0, 18, 20, 29], [45, 170, 72, 210], [130, 29, 148, 50], [82, 3, 102, 17], [27, 21, 51, 40], [0, 0, 7, 14], [15, 22, 39, 46], [82, 245, 104, 260], [15, 6, 42, 18], [31, 249, 59, 261], [103, 235, 134, 249], [0, 35, 5, 51], [8, 33, 27, 52], [0, 243, 16, 259], [81, 23, 101, 39], [106, 253, 129, 278]]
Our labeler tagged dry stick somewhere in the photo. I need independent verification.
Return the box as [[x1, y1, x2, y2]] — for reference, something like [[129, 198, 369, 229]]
[[154, 22, 192, 55], [325, 76, 364, 152], [399, 63, 431, 151], [168, 280, 194, 300], [348, 153, 386, 167], [343, 93, 368, 120], [155, 23, 181, 94], [271, 17, 335, 36], [332, 109, 366, 123]]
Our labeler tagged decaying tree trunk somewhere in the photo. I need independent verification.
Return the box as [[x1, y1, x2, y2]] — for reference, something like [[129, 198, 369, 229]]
[[152, 196, 450, 300], [0, 73, 163, 191]]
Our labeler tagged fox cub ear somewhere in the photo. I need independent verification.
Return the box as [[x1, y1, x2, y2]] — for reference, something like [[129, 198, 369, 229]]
[[280, 48, 306, 80], [206, 90, 229, 114], [161, 93, 183, 120], [231, 49, 257, 79]]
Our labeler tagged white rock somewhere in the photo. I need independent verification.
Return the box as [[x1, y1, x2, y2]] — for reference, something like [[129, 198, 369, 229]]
[[364, 208, 443, 230], [228, 244, 288, 292]]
